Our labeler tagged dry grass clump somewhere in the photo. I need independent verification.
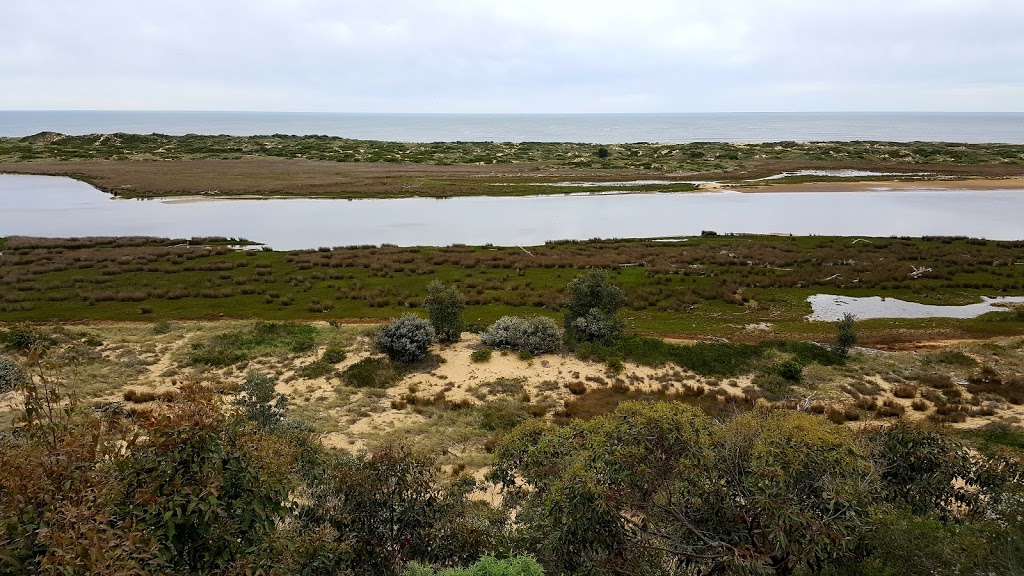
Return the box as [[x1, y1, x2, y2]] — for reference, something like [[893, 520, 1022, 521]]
[[565, 381, 587, 396], [967, 365, 1024, 405], [122, 389, 179, 403], [911, 399, 930, 412], [892, 384, 918, 399], [875, 399, 906, 418]]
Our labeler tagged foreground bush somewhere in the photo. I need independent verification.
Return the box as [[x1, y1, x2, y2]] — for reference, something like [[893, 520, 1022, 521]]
[[489, 401, 1022, 576], [0, 371, 302, 574], [377, 314, 435, 363], [296, 444, 502, 575], [480, 316, 561, 355], [404, 555, 544, 576]]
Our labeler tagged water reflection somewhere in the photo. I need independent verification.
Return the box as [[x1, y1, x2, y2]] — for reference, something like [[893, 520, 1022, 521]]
[[3, 174, 1024, 250]]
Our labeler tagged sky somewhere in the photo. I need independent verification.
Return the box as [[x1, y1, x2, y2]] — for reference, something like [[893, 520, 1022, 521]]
[[3, 0, 1023, 113]]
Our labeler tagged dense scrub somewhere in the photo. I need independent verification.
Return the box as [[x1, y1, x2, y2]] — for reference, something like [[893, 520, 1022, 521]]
[[3, 235, 1024, 341], [2, 333, 1023, 575]]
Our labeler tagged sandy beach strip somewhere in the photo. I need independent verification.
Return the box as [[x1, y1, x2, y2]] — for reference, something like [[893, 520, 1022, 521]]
[[733, 177, 1024, 193]]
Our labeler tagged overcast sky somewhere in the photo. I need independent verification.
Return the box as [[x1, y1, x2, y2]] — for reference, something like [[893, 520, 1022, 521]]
[[3, 0, 1023, 113]]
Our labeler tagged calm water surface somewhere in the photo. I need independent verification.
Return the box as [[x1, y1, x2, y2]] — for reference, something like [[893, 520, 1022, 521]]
[[807, 295, 1024, 321], [3, 111, 1024, 143], [2, 175, 1024, 249]]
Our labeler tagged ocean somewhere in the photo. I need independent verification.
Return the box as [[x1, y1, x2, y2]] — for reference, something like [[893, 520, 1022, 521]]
[[1, 111, 1023, 143]]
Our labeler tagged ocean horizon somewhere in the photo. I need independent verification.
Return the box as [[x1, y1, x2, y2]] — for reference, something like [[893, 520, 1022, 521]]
[[1, 111, 1024, 144]]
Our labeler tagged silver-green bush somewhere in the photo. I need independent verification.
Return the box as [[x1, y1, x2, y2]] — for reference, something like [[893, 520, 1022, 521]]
[[0, 356, 27, 393], [376, 314, 435, 363], [481, 316, 561, 355]]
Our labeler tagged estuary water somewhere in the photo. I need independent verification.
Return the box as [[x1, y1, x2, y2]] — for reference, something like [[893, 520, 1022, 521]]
[[3, 111, 1024, 143], [3, 175, 1024, 249], [807, 294, 1024, 321]]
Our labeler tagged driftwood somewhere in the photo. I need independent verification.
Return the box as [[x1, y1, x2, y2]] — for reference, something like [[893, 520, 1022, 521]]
[[797, 394, 814, 412], [909, 265, 933, 278], [517, 245, 534, 257]]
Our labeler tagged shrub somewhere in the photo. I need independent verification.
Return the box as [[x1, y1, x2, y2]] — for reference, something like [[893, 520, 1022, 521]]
[[425, 281, 466, 343], [321, 346, 347, 364], [342, 357, 404, 389], [187, 321, 316, 367], [403, 555, 544, 576], [563, 271, 626, 344], [893, 384, 918, 399], [120, 386, 296, 572], [479, 400, 532, 432], [569, 308, 624, 346], [753, 373, 793, 401], [298, 445, 500, 574], [0, 356, 27, 393], [471, 348, 493, 363], [376, 314, 435, 363], [297, 360, 335, 379], [232, 372, 289, 430], [833, 313, 857, 358], [774, 360, 803, 383], [875, 399, 906, 418], [481, 316, 561, 355]]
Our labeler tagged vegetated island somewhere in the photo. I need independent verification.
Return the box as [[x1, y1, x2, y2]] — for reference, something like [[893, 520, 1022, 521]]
[[1, 132, 1024, 198]]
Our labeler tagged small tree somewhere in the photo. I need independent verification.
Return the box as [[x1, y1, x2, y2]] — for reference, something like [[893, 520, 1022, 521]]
[[564, 271, 626, 344], [376, 315, 435, 363], [232, 372, 288, 431], [833, 312, 857, 358], [424, 280, 465, 343]]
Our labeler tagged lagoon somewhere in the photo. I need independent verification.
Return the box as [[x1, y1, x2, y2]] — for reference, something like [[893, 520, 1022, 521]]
[[3, 174, 1024, 250], [807, 294, 1024, 322]]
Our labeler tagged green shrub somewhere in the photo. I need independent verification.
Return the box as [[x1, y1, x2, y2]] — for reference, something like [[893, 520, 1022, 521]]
[[479, 400, 532, 432], [753, 373, 793, 400], [297, 360, 336, 379], [342, 357, 404, 389], [187, 321, 316, 367], [404, 555, 544, 576], [297, 445, 500, 574], [232, 372, 289, 430], [321, 346, 347, 364], [471, 348, 493, 363], [425, 281, 466, 343], [833, 313, 858, 358], [774, 360, 803, 383], [376, 314, 435, 363], [563, 271, 626, 344]]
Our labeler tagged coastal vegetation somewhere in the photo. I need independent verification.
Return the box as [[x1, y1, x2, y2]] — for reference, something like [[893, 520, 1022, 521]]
[[2, 133, 1023, 198], [2, 344, 1022, 575], [2, 234, 1023, 342], [2, 263, 1024, 573]]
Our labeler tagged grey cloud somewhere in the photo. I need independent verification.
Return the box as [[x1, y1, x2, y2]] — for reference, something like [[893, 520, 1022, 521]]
[[1, 0, 1022, 112]]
